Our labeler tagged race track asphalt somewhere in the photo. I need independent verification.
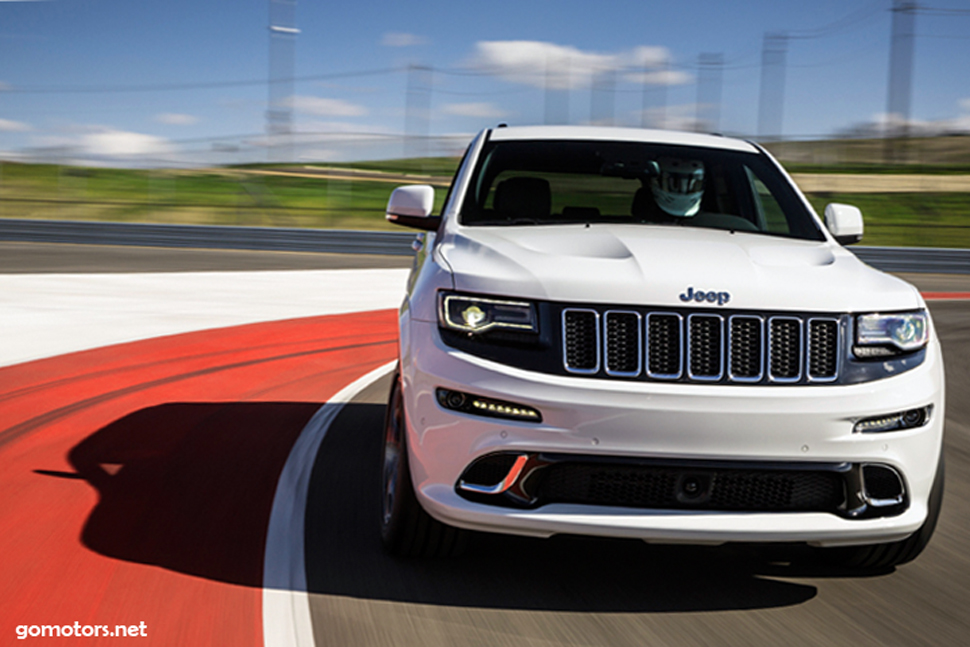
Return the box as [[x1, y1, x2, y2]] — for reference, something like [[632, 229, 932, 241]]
[[3, 241, 968, 646], [302, 300, 970, 647]]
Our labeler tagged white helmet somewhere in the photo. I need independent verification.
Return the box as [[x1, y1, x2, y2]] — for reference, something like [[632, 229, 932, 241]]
[[650, 158, 704, 217]]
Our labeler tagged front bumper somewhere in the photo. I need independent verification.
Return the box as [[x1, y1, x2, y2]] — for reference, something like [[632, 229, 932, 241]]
[[401, 319, 945, 547]]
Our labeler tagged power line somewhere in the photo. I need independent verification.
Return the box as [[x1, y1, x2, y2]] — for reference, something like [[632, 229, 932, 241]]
[[916, 6, 970, 16], [1, 67, 406, 95], [787, 0, 885, 40]]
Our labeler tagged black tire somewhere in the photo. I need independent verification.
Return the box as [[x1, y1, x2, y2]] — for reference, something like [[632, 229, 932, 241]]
[[823, 454, 945, 569], [380, 374, 466, 557]]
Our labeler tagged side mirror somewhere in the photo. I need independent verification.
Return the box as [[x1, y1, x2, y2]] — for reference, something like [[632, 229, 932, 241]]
[[386, 184, 440, 231], [824, 203, 863, 245]]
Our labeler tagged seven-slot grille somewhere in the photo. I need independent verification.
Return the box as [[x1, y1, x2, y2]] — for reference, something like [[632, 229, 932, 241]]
[[563, 307, 841, 384]]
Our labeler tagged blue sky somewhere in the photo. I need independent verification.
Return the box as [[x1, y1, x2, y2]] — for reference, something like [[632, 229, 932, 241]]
[[1, 0, 968, 164]]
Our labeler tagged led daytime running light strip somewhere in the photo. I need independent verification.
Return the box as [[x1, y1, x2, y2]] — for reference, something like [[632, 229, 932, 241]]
[[471, 399, 540, 419], [854, 406, 931, 433], [436, 388, 542, 422]]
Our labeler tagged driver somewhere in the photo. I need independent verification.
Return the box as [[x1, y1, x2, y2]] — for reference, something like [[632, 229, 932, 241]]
[[649, 157, 705, 217]]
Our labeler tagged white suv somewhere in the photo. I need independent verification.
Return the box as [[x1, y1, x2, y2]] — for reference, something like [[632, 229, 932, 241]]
[[380, 126, 945, 567]]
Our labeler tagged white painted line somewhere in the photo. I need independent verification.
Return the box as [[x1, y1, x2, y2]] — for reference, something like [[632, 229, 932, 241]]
[[262, 361, 396, 647], [0, 268, 409, 367]]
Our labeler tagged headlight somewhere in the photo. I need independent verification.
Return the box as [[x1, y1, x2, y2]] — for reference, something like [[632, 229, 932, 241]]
[[439, 292, 537, 334], [855, 310, 928, 357]]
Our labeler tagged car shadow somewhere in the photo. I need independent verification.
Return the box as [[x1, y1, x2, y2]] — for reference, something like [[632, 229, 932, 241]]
[[47, 398, 884, 610], [304, 401, 891, 614], [59, 401, 322, 587]]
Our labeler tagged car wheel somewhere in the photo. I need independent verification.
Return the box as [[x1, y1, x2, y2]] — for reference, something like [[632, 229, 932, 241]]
[[822, 454, 945, 569], [380, 373, 466, 557]]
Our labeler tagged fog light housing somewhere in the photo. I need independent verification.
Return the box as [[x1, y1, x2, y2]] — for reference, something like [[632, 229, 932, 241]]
[[436, 388, 542, 422], [854, 405, 932, 433]]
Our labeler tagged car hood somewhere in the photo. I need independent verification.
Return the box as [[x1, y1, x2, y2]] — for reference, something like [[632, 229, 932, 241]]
[[438, 224, 921, 312]]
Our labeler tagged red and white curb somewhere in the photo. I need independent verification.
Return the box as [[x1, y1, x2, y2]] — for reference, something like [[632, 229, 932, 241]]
[[0, 269, 405, 646], [0, 269, 409, 368]]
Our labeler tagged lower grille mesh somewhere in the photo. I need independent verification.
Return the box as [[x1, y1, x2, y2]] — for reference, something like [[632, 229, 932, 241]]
[[536, 463, 845, 512]]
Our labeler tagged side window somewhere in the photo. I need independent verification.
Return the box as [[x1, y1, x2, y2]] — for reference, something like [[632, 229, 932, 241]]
[[745, 166, 790, 235]]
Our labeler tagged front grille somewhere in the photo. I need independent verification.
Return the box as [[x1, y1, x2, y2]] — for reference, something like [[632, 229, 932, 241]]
[[688, 314, 724, 380], [808, 319, 839, 379], [562, 309, 599, 373], [729, 316, 763, 381], [535, 463, 845, 512], [769, 318, 802, 381], [646, 313, 682, 378], [605, 311, 641, 375], [563, 306, 842, 385]]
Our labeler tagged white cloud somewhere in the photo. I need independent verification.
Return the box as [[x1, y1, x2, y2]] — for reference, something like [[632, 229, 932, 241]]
[[441, 102, 508, 119], [0, 118, 31, 132], [873, 112, 934, 134], [949, 115, 970, 132], [470, 41, 684, 90], [382, 32, 427, 47], [155, 113, 198, 126], [624, 68, 692, 86], [840, 110, 970, 138], [296, 120, 386, 134], [79, 128, 171, 158], [629, 46, 669, 69], [288, 95, 368, 117]]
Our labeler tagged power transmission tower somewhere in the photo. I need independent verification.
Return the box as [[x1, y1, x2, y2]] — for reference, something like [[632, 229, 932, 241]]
[[641, 60, 669, 129], [404, 64, 433, 160], [757, 32, 788, 142], [885, 0, 916, 161], [591, 68, 616, 126], [695, 53, 723, 132], [267, 0, 299, 162], [544, 56, 570, 126]]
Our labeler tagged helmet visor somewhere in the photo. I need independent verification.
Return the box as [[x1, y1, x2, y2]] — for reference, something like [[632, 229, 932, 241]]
[[657, 170, 704, 194]]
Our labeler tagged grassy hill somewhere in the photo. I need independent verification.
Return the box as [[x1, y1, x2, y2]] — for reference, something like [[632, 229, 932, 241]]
[[2, 137, 970, 247]]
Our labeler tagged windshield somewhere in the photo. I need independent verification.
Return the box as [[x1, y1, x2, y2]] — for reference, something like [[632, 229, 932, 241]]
[[459, 139, 826, 242]]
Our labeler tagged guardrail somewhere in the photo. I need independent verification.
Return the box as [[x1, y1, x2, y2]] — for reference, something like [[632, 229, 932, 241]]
[[1, 218, 968, 274], [0, 218, 414, 256]]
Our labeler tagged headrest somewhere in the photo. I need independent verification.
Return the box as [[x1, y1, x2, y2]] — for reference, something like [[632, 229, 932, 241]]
[[494, 177, 551, 221]]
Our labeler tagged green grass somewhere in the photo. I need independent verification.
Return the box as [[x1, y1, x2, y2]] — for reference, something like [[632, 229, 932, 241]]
[[788, 163, 970, 175], [764, 135, 970, 168], [2, 159, 970, 247], [0, 162, 449, 230], [320, 157, 461, 177], [805, 192, 970, 248]]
